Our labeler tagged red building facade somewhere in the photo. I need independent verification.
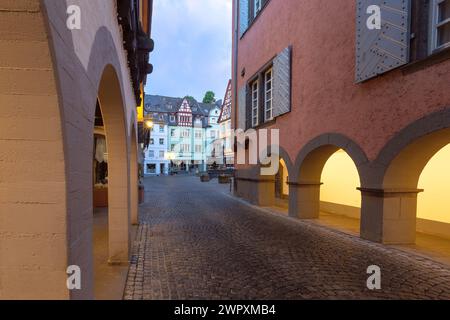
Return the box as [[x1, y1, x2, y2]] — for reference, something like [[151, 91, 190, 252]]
[[232, 0, 450, 244]]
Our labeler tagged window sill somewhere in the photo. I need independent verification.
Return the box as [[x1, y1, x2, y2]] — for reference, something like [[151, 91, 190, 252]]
[[250, 118, 276, 130], [402, 46, 450, 75]]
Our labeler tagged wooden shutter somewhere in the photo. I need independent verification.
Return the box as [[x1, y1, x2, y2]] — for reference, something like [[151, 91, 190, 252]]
[[355, 0, 411, 83], [237, 86, 247, 130], [239, 0, 249, 37], [273, 46, 292, 118]]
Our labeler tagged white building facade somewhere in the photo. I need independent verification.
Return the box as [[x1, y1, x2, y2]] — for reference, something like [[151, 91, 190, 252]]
[[144, 122, 170, 175], [144, 95, 222, 174]]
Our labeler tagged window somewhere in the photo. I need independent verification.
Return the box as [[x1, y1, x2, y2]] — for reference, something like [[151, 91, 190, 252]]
[[170, 115, 175, 122], [181, 144, 190, 153], [432, 0, 450, 51], [159, 138, 164, 145], [264, 68, 273, 121], [251, 80, 259, 127], [171, 129, 176, 137], [182, 129, 190, 138], [254, 0, 262, 17], [159, 151, 165, 158], [195, 145, 202, 153], [147, 163, 156, 173], [210, 130, 216, 139], [150, 138, 154, 145], [148, 150, 154, 158], [171, 144, 176, 152], [195, 130, 202, 139], [159, 126, 164, 133]]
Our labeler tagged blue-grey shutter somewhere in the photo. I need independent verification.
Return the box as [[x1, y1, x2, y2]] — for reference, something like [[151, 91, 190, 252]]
[[273, 46, 292, 118], [355, 0, 411, 83], [239, 0, 249, 37], [237, 86, 247, 130]]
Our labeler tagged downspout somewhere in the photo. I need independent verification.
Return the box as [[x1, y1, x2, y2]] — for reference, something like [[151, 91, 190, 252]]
[[232, 0, 239, 185], [233, 0, 239, 131]]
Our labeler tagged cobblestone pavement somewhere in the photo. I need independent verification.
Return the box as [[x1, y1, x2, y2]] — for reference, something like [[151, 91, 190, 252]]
[[124, 176, 450, 300]]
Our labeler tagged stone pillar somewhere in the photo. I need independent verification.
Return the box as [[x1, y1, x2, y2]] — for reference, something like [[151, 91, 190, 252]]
[[359, 188, 423, 244], [288, 182, 323, 219], [156, 162, 161, 175], [257, 179, 276, 207]]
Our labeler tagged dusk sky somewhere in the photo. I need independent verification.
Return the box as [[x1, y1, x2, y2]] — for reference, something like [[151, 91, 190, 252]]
[[145, 0, 232, 102]]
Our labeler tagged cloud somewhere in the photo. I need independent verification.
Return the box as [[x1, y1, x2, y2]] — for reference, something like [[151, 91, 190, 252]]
[[145, 0, 232, 102]]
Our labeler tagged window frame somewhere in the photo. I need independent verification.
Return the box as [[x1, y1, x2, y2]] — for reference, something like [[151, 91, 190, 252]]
[[264, 68, 273, 122], [431, 0, 450, 52], [251, 79, 259, 127]]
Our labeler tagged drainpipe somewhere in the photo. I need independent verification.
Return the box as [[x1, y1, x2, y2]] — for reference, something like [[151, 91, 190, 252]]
[[233, 0, 239, 131], [232, 0, 239, 188]]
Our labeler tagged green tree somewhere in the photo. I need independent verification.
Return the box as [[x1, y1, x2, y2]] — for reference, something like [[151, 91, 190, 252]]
[[184, 95, 195, 100], [202, 91, 216, 104]]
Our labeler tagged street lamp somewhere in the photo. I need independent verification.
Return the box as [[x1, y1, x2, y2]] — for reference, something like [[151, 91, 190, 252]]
[[145, 120, 154, 129]]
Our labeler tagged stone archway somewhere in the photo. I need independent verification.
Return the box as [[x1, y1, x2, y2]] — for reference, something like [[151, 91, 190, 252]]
[[289, 134, 368, 223], [96, 64, 130, 264], [362, 108, 450, 244]]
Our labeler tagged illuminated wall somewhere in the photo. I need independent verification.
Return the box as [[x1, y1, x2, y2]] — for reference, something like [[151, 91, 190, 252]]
[[417, 144, 450, 224], [280, 158, 289, 196], [320, 149, 361, 208]]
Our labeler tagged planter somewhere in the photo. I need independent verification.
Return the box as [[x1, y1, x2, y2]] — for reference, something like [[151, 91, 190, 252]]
[[200, 174, 210, 182], [138, 185, 144, 204], [218, 175, 231, 184]]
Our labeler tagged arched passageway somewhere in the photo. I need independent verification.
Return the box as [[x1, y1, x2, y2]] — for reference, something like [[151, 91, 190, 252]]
[[92, 65, 131, 299], [274, 158, 290, 210], [375, 128, 450, 244], [289, 134, 367, 236], [417, 144, 450, 236], [319, 149, 361, 234]]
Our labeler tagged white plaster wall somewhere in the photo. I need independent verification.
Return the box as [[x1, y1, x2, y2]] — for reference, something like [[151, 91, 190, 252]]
[[60, 0, 137, 131]]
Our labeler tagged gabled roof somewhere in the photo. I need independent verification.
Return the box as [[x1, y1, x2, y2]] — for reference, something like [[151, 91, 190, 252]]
[[144, 94, 219, 128]]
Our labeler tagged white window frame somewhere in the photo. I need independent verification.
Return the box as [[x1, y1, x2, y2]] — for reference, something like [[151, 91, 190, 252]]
[[251, 80, 259, 127], [254, 0, 262, 17], [159, 150, 165, 158], [148, 150, 154, 158], [264, 68, 273, 122], [431, 0, 450, 52]]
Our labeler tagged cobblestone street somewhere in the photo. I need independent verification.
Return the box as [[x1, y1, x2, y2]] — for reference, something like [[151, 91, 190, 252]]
[[124, 176, 450, 300]]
